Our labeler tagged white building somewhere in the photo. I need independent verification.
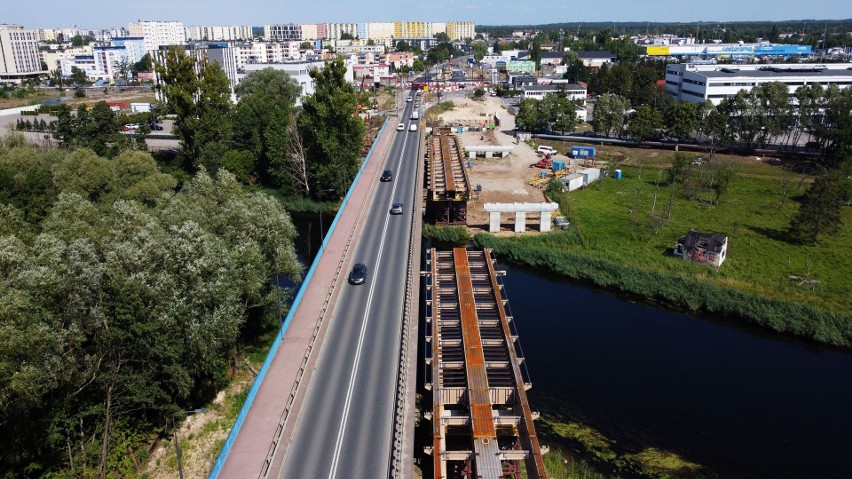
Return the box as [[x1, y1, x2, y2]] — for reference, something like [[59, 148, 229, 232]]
[[129, 21, 186, 52], [0, 24, 47, 83], [665, 63, 852, 105], [264, 24, 302, 42], [185, 25, 253, 42], [301, 24, 319, 41], [238, 60, 338, 101], [366, 22, 394, 40], [520, 83, 587, 103]]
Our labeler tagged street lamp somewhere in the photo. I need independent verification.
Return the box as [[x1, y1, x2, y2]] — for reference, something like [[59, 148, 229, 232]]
[[171, 408, 207, 479]]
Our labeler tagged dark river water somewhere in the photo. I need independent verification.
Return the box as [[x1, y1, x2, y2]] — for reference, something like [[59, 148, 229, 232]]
[[496, 260, 852, 478]]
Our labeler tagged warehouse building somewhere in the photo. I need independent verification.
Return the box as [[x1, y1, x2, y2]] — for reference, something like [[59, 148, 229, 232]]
[[664, 62, 852, 104]]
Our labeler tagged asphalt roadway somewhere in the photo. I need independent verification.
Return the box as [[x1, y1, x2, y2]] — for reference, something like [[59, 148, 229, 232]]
[[275, 94, 421, 479]]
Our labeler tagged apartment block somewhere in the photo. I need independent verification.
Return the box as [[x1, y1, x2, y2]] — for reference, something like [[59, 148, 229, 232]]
[[129, 21, 186, 52], [264, 24, 302, 42], [447, 22, 475, 41], [366, 22, 394, 40], [186, 25, 253, 42], [0, 24, 47, 82]]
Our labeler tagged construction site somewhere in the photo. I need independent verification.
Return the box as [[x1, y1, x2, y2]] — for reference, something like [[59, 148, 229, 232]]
[[421, 95, 605, 233]]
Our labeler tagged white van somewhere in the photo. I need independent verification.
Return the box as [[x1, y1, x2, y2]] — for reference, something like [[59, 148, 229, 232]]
[[411, 111, 419, 120], [537, 145, 557, 155]]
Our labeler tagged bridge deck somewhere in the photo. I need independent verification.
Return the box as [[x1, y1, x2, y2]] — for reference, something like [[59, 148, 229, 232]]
[[426, 248, 547, 479]]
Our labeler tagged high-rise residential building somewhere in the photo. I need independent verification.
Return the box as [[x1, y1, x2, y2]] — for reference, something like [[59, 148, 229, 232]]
[[36, 28, 57, 42], [326, 23, 359, 40], [264, 24, 302, 42], [301, 24, 319, 41], [366, 22, 394, 40], [185, 25, 253, 42], [0, 24, 47, 83], [129, 21, 186, 52], [394, 21, 431, 39], [447, 22, 475, 41]]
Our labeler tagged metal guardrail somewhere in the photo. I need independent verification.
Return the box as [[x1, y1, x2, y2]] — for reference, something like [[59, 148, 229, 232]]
[[389, 115, 424, 479]]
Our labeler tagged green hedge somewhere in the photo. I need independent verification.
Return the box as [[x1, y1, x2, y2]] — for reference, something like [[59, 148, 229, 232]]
[[474, 233, 852, 347]]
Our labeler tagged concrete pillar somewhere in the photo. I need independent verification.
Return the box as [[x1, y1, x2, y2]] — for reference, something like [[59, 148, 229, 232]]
[[485, 151, 493, 158], [469, 151, 476, 159], [540, 211, 553, 232], [514, 211, 526, 233], [489, 212, 501, 233]]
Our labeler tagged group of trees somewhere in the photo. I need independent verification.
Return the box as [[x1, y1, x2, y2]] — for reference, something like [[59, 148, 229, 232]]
[[51, 102, 149, 157], [0, 135, 303, 477], [515, 90, 579, 134], [156, 46, 365, 198]]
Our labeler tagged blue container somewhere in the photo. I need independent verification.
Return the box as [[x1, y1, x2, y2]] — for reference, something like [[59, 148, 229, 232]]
[[540, 170, 547, 179], [570, 146, 597, 158], [614, 169, 623, 180], [552, 160, 564, 171]]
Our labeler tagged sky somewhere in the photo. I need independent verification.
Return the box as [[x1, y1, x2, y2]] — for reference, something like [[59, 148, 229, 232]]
[[3, 0, 851, 29]]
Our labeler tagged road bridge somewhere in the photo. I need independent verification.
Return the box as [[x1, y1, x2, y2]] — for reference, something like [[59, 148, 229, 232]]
[[210, 92, 423, 479], [423, 248, 547, 479]]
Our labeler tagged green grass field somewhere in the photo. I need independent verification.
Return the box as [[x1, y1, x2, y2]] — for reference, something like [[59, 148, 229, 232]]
[[546, 154, 851, 314]]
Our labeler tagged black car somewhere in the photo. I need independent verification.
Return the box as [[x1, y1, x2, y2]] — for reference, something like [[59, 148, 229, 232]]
[[380, 170, 393, 182], [348, 263, 368, 285], [149, 123, 164, 131]]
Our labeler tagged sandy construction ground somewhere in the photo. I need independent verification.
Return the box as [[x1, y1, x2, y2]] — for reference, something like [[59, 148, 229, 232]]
[[429, 94, 562, 234]]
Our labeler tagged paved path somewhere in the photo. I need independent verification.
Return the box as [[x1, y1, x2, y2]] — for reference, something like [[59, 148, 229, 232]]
[[216, 121, 395, 478]]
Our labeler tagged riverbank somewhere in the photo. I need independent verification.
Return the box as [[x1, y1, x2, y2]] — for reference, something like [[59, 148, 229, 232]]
[[474, 232, 852, 348]]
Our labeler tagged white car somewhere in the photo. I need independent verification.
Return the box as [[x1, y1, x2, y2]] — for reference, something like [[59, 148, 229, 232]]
[[124, 123, 140, 131], [409, 124, 417, 132], [397, 123, 405, 131], [537, 145, 557, 155], [406, 97, 413, 102]]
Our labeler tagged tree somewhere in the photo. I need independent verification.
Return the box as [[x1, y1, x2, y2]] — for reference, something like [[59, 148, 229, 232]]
[[396, 40, 412, 52], [339, 32, 354, 40], [113, 56, 133, 83], [131, 53, 153, 75], [299, 57, 366, 196], [300, 41, 314, 50], [789, 171, 846, 243], [664, 101, 698, 142], [472, 41, 488, 61], [69, 66, 89, 87], [541, 91, 577, 134], [531, 36, 542, 70], [0, 144, 301, 477], [627, 105, 662, 141], [592, 93, 630, 137], [515, 99, 546, 131], [156, 46, 199, 169], [195, 60, 233, 166], [435, 32, 450, 43], [156, 47, 231, 171], [231, 67, 301, 186]]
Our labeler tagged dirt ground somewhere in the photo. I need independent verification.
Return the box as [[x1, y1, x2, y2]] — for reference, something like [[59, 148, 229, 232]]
[[431, 95, 581, 234]]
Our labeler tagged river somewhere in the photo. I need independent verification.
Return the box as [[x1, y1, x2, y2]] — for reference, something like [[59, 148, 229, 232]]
[[497, 260, 852, 478]]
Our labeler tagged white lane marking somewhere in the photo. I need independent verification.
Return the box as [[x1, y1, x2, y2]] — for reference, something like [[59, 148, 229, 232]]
[[326, 124, 411, 479]]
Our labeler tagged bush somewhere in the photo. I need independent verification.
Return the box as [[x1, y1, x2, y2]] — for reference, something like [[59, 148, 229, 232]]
[[423, 224, 471, 245], [74, 89, 85, 98]]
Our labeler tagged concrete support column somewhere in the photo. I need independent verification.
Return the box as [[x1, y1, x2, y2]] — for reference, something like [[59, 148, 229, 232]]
[[489, 212, 501, 233], [485, 151, 493, 158], [514, 211, 526, 233], [540, 211, 553, 232], [469, 151, 476, 159]]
